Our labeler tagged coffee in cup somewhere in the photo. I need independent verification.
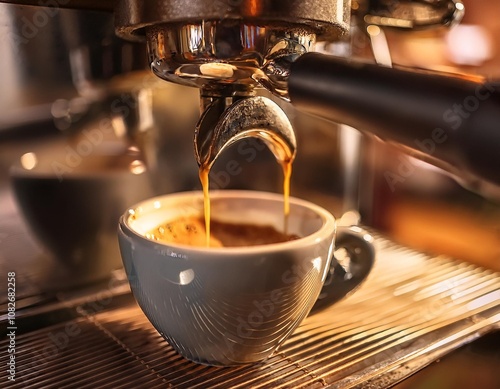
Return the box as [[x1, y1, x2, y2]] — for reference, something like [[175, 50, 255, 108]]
[[146, 216, 300, 247], [119, 190, 375, 366]]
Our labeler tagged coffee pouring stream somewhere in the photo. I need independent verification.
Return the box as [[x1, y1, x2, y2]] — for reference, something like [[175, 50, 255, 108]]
[[195, 94, 297, 245]]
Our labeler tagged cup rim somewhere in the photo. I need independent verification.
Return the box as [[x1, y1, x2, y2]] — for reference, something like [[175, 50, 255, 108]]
[[119, 190, 336, 255]]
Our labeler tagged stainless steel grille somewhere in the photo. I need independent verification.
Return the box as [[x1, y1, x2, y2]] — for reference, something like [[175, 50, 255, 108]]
[[1, 233, 499, 388]]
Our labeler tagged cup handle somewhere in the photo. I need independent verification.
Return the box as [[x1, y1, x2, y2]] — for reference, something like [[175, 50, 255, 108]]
[[310, 226, 375, 314]]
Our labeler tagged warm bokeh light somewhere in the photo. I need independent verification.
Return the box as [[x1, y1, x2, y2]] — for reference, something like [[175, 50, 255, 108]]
[[446, 24, 494, 65], [20, 152, 38, 170], [129, 159, 147, 175]]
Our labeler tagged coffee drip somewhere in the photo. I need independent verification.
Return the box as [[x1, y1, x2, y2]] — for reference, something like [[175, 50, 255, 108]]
[[194, 95, 297, 246]]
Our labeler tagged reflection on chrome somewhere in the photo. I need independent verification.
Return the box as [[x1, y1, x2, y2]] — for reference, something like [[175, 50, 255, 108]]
[[148, 21, 315, 99]]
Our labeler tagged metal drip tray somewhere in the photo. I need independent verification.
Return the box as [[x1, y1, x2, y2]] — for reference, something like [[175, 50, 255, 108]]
[[1, 233, 499, 388]]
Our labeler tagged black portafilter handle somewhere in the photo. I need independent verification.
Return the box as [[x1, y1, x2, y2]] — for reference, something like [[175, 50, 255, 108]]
[[288, 52, 500, 199]]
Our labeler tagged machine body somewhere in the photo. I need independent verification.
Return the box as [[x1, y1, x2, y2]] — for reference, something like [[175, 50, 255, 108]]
[[2, 0, 499, 199], [115, 0, 498, 199]]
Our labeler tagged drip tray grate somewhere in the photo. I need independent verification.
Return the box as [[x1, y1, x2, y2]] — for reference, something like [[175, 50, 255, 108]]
[[1, 233, 499, 388]]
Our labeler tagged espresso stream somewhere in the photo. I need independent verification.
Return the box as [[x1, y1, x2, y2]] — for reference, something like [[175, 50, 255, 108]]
[[148, 155, 295, 247], [199, 123, 296, 247], [199, 158, 293, 247], [147, 159, 295, 248], [149, 109, 296, 247], [191, 95, 297, 247]]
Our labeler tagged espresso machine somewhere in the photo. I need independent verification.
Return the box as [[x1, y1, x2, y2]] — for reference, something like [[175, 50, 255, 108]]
[[0, 1, 499, 388], [3, 0, 499, 195]]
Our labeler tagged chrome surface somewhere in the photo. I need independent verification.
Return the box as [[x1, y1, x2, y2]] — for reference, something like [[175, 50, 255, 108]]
[[1, 232, 498, 388], [119, 0, 348, 100], [147, 22, 316, 100], [115, 0, 350, 41], [355, 0, 464, 30], [194, 96, 296, 169]]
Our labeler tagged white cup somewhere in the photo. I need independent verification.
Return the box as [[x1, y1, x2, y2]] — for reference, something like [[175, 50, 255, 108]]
[[118, 190, 372, 366]]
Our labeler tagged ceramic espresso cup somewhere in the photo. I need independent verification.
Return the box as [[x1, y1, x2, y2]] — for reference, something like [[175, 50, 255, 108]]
[[118, 190, 369, 366]]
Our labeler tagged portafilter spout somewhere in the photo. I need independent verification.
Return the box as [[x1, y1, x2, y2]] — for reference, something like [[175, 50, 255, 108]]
[[194, 95, 296, 171]]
